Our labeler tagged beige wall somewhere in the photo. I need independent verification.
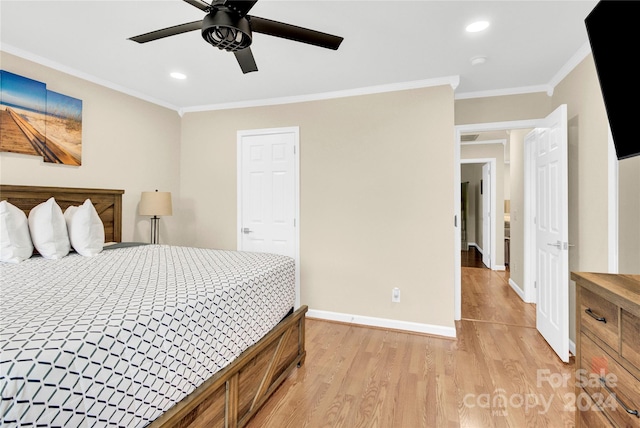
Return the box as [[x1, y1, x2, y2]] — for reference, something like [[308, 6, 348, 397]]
[[180, 86, 457, 328], [0, 52, 182, 243], [455, 92, 552, 124], [552, 55, 610, 273], [504, 163, 511, 201]]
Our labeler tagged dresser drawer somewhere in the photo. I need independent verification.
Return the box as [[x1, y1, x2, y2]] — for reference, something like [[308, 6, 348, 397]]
[[580, 287, 619, 351], [621, 309, 640, 373], [578, 395, 614, 428], [580, 334, 640, 427]]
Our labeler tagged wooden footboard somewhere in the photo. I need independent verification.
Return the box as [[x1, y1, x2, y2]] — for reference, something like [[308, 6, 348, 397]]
[[150, 305, 307, 428]]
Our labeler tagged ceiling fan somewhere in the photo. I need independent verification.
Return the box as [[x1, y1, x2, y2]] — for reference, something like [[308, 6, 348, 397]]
[[128, 0, 344, 74]]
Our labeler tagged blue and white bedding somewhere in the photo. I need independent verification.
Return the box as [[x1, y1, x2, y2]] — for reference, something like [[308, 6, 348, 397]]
[[0, 245, 295, 427]]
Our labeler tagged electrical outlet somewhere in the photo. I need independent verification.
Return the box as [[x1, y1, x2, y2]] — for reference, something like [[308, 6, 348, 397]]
[[392, 287, 400, 303]]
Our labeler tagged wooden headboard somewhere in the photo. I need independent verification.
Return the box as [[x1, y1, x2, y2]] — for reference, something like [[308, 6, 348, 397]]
[[0, 185, 124, 243]]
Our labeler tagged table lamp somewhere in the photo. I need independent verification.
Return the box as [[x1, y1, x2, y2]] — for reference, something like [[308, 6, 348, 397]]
[[139, 190, 172, 244]]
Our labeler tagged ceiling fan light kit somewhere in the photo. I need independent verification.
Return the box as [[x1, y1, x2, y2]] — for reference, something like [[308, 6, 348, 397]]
[[128, 0, 343, 74], [201, 10, 252, 52]]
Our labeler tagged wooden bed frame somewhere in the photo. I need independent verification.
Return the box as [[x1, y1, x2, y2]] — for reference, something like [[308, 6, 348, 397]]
[[0, 184, 307, 428], [0, 184, 123, 242]]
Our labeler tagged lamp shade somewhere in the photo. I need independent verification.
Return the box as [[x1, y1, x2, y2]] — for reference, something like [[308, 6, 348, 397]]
[[139, 191, 172, 216]]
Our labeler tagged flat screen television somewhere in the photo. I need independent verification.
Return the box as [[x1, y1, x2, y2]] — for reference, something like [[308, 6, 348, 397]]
[[585, 0, 640, 160]]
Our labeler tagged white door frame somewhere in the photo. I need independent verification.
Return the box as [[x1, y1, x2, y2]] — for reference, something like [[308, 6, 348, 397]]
[[237, 126, 301, 308], [460, 158, 497, 269], [454, 117, 620, 353], [523, 131, 538, 303], [455, 119, 538, 320]]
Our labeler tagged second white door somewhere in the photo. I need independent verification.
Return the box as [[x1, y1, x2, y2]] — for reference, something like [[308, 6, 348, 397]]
[[238, 128, 298, 259]]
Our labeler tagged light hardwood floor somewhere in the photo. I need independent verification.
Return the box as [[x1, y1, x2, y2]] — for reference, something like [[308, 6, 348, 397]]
[[246, 268, 576, 427]]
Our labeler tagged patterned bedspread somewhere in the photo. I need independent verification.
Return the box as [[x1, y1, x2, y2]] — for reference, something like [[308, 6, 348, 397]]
[[0, 245, 295, 427]]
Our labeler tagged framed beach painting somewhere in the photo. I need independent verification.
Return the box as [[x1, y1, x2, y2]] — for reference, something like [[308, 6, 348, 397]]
[[45, 90, 82, 165], [0, 70, 82, 165], [0, 70, 47, 157]]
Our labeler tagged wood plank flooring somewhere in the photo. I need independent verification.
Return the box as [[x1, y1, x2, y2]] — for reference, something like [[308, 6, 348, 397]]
[[246, 268, 575, 427], [461, 247, 487, 269], [461, 267, 536, 328]]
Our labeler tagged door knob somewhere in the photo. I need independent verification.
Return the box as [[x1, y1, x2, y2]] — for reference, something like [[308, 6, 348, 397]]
[[547, 241, 562, 249], [547, 241, 575, 250]]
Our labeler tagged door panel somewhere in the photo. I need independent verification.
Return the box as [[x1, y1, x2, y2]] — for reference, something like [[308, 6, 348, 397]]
[[239, 130, 296, 259], [533, 104, 569, 363]]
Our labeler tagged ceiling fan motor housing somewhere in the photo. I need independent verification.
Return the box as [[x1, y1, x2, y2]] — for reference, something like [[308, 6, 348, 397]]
[[201, 9, 252, 52]]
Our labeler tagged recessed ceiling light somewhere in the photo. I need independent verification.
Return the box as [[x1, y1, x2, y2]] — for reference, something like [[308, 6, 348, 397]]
[[466, 21, 490, 33], [471, 56, 488, 66], [170, 72, 187, 80]]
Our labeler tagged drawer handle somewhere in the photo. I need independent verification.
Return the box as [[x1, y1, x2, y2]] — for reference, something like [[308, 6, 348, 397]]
[[585, 308, 606, 323], [599, 377, 639, 417]]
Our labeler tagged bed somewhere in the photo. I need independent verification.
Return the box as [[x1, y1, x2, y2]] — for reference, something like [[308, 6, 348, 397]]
[[0, 184, 307, 428]]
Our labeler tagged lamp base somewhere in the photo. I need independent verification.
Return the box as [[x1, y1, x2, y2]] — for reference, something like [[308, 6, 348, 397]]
[[150, 216, 160, 244]]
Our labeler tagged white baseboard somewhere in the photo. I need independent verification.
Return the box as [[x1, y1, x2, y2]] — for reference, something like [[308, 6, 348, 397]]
[[306, 309, 457, 338], [494, 265, 506, 271], [509, 278, 527, 302], [569, 339, 576, 357], [467, 243, 481, 253]]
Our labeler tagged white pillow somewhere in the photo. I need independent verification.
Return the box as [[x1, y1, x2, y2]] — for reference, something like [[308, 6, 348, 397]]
[[0, 200, 34, 263], [28, 197, 70, 259], [64, 199, 104, 257]]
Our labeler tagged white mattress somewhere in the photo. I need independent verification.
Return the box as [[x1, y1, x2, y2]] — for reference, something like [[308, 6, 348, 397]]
[[0, 245, 295, 427]]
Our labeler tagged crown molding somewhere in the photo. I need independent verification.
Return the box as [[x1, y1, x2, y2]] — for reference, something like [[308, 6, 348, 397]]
[[548, 41, 592, 89], [455, 84, 551, 100], [180, 75, 461, 114]]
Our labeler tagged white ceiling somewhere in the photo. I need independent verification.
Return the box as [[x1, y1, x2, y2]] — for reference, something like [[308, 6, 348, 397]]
[[0, 0, 598, 111]]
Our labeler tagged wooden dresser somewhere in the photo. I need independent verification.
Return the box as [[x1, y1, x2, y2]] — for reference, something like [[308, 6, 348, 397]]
[[573, 272, 640, 427]]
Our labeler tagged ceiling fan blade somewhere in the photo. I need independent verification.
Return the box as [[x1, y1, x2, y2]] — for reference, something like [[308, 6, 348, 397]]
[[249, 16, 343, 50], [129, 20, 202, 43], [183, 0, 211, 12], [223, 0, 259, 18], [234, 47, 258, 73]]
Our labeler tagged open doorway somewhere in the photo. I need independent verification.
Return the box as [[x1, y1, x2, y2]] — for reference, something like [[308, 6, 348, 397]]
[[454, 107, 571, 363], [454, 120, 539, 321], [457, 134, 534, 328], [460, 159, 497, 269]]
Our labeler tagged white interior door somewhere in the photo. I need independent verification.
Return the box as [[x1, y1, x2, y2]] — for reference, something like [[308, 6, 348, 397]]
[[482, 162, 492, 268], [532, 104, 569, 363], [238, 128, 297, 258]]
